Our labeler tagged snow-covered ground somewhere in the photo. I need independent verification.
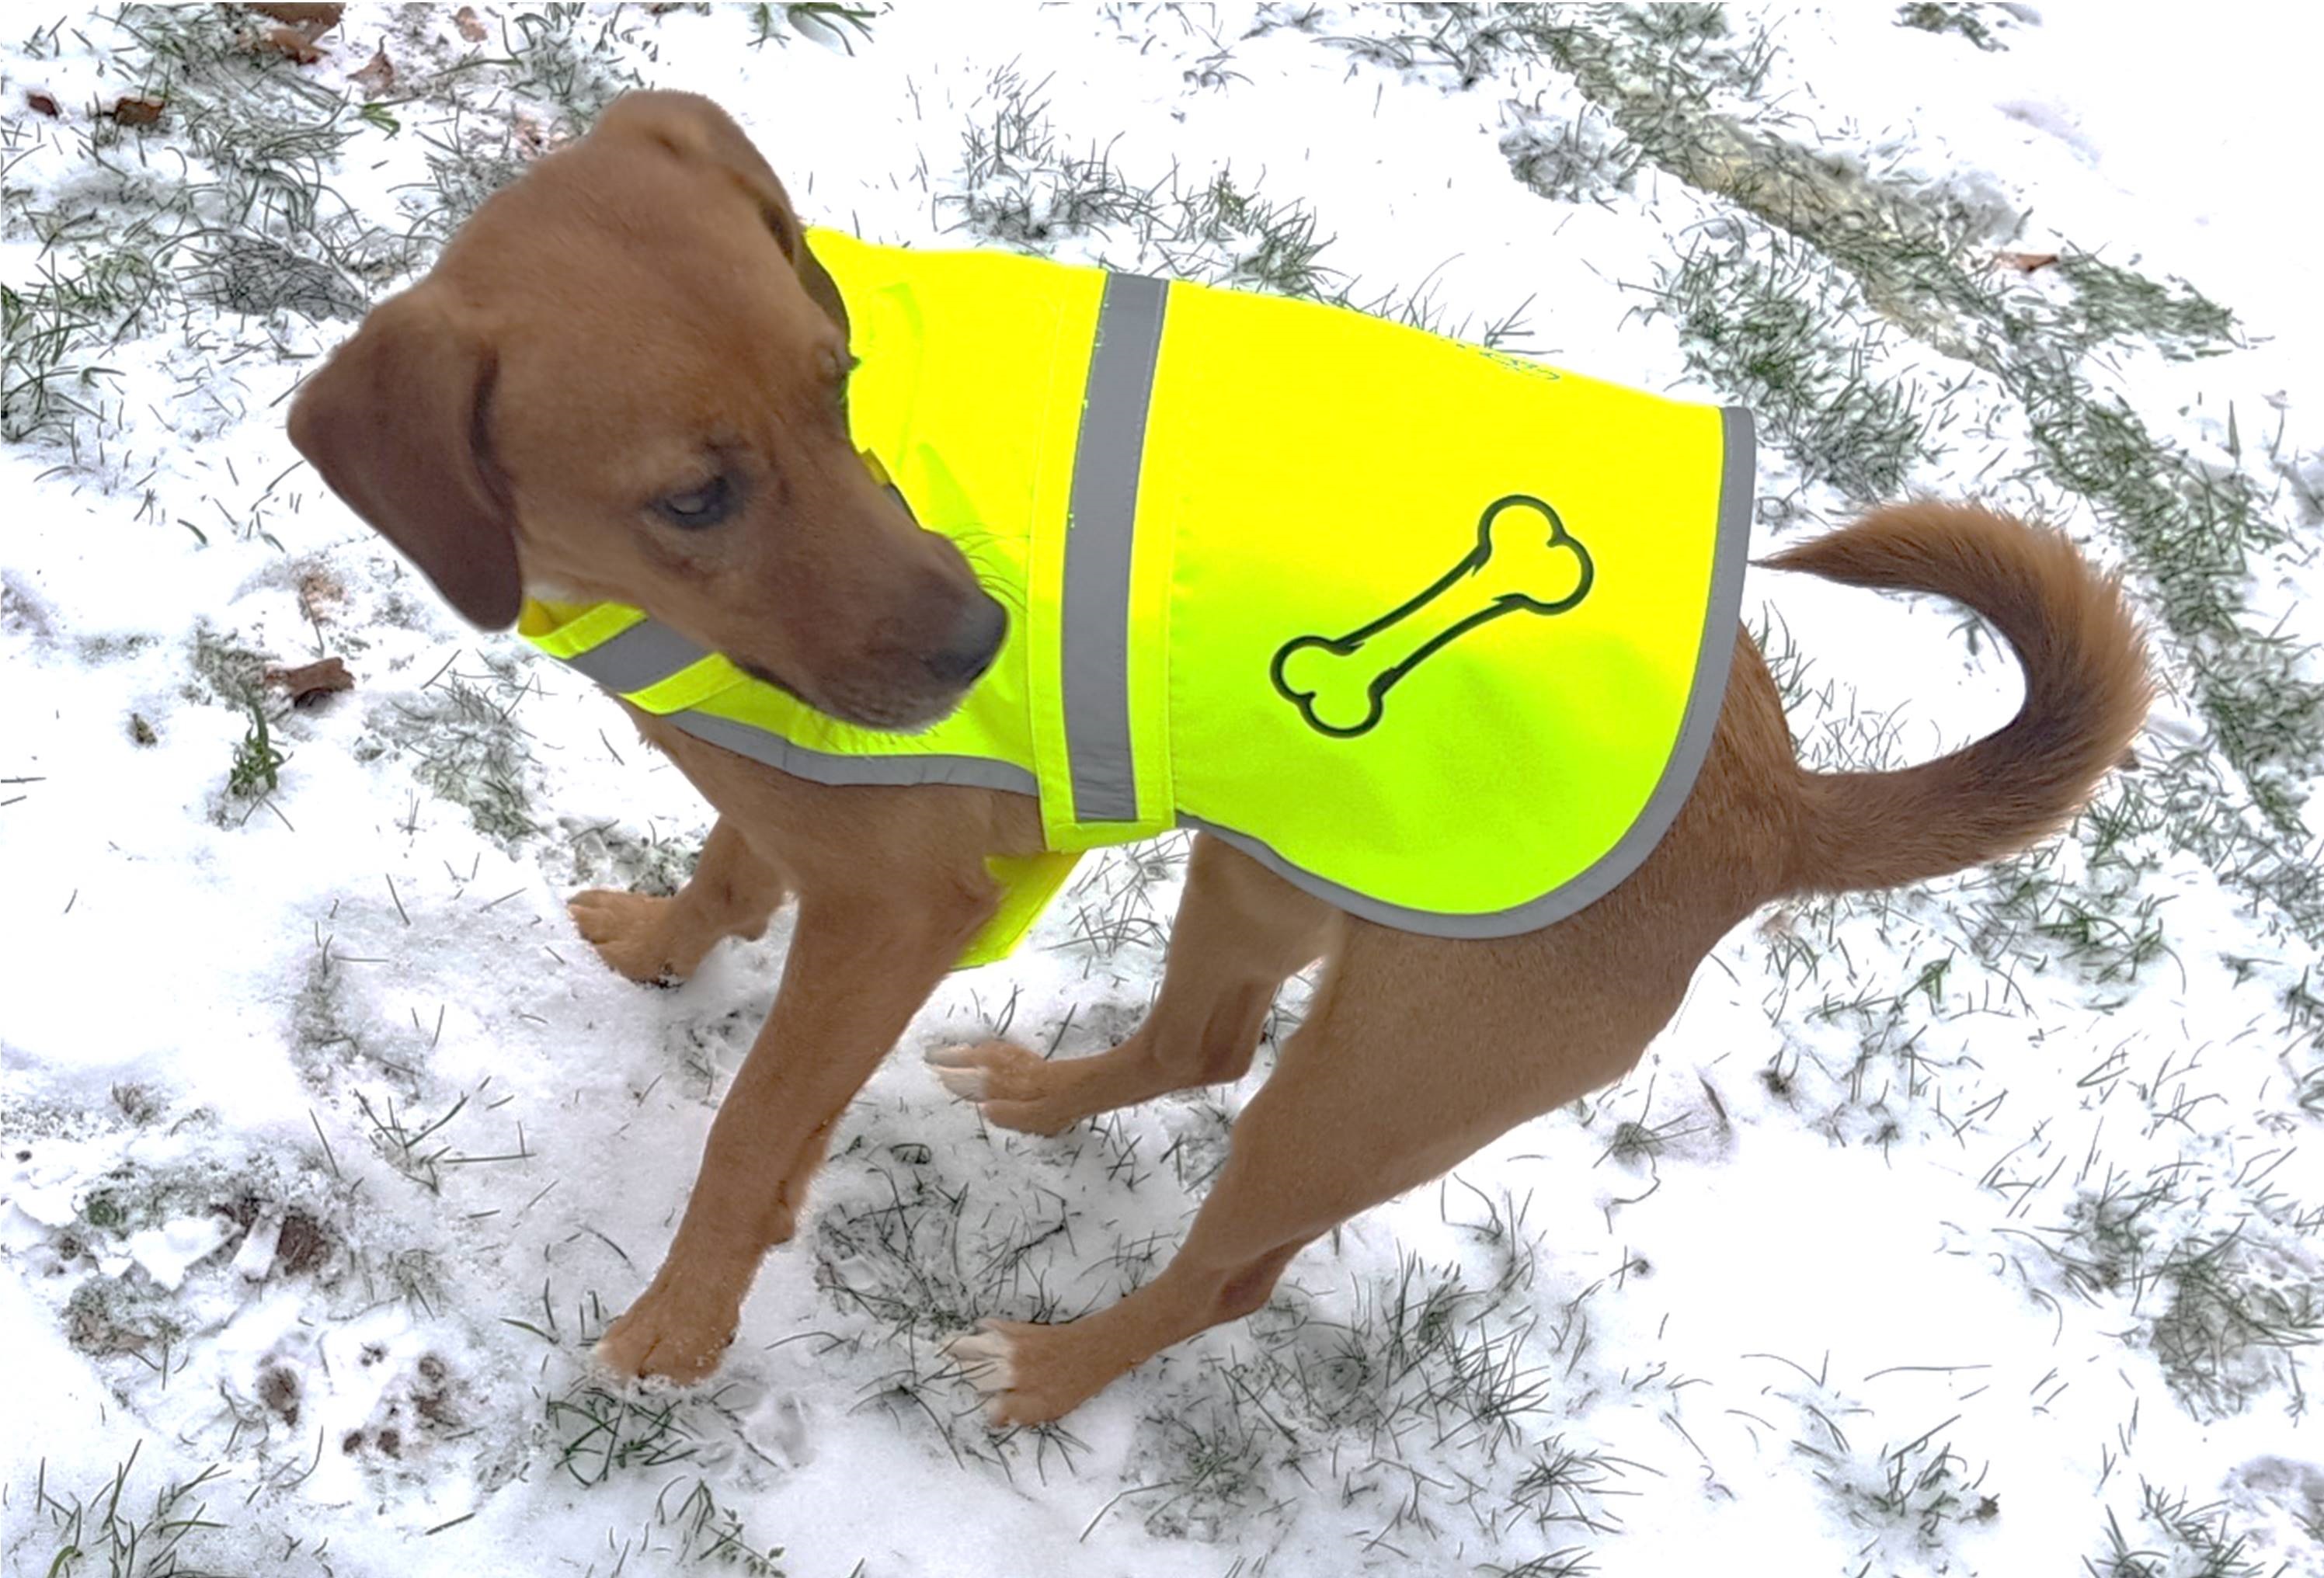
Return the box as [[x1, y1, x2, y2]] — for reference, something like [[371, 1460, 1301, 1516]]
[[5, 5, 2321, 1573]]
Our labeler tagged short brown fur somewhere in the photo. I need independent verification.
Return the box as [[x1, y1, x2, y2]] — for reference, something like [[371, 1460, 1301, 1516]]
[[290, 93, 2150, 1426]]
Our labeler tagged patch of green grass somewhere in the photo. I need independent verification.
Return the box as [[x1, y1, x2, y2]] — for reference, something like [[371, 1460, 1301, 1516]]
[[41, 1158, 346, 1332], [2042, 1171, 2173, 1298], [503, 3, 649, 138], [1895, 3, 2010, 52], [1110, 1245, 1582, 1544], [1057, 833, 1188, 961], [1501, 105, 1640, 206], [2056, 253, 2236, 360], [545, 1382, 789, 1572], [409, 109, 533, 245], [1815, 1414, 1986, 1553], [65, 1275, 186, 1364], [750, 2, 878, 54], [1122, 1404, 1279, 1542], [1602, 1115, 1679, 1166], [809, 1147, 1135, 1469], [2025, 1165, 2322, 1420], [2, 2, 362, 452], [1510, 1434, 1645, 1536], [22, 1445, 231, 1578], [1652, 232, 1940, 502], [185, 623, 270, 703], [1480, 1556, 1596, 1578], [1157, 167, 1336, 300], [2091, 1480, 2268, 1578], [549, 1382, 714, 1486], [649, 1476, 790, 1574], [1324, 1, 1757, 98], [1958, 837, 2170, 988], [948, 64, 1153, 248], [4, 1, 667, 467], [373, 656, 543, 843], [561, 815, 705, 899], [353, 1088, 467, 1193], [349, 1072, 531, 1194], [226, 694, 287, 798], [814, 1160, 1082, 1343], [291, 938, 363, 1068], [2146, 1229, 2322, 1422], [945, 67, 1531, 342], [0, 261, 141, 446]]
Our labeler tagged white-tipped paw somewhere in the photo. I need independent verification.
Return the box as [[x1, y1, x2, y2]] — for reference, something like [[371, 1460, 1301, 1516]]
[[921, 1041, 1083, 1136], [923, 1045, 993, 1100], [943, 1326, 1018, 1423]]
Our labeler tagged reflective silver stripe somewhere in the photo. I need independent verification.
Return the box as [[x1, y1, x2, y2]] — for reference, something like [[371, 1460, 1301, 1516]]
[[1061, 271, 1168, 824], [1190, 405, 1759, 938], [562, 618, 710, 696], [654, 707, 1038, 795]]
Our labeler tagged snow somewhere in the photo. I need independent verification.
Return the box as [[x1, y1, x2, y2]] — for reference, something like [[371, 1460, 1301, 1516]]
[[4, 4, 2321, 1574]]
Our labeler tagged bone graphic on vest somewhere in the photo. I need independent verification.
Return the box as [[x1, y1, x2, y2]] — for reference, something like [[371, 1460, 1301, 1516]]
[[1271, 494, 1593, 738]]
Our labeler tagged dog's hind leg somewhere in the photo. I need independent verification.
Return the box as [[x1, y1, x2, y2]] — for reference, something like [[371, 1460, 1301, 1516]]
[[569, 816, 789, 985], [948, 919, 1668, 1426], [927, 835, 1338, 1135]]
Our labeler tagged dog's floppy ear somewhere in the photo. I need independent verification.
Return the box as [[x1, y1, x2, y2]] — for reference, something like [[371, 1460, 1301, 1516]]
[[596, 91, 850, 339], [288, 287, 520, 630]]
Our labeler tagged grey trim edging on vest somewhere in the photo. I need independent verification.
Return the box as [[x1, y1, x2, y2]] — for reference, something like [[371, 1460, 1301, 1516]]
[[1188, 405, 1759, 938], [562, 617, 711, 695], [656, 707, 1039, 796], [1060, 271, 1169, 825]]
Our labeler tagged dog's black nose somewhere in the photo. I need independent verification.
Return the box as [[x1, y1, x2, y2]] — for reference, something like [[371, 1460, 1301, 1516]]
[[924, 593, 1007, 686]]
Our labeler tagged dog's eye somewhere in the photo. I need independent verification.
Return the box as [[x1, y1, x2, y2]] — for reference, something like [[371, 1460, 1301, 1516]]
[[654, 475, 735, 529]]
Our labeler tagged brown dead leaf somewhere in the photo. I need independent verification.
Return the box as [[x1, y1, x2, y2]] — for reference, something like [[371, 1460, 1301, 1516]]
[[350, 44, 395, 96], [248, 2, 345, 26], [244, 3, 342, 62], [26, 91, 61, 118], [1995, 250, 2060, 274], [265, 657, 355, 707], [109, 96, 164, 127], [454, 6, 488, 43], [255, 25, 324, 64]]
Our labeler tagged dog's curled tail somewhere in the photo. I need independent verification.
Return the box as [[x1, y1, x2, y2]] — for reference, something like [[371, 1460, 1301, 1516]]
[[1766, 501, 2151, 896]]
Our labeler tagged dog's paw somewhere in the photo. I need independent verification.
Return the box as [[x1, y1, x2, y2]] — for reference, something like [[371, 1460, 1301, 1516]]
[[943, 1319, 1107, 1427], [593, 1287, 736, 1385], [924, 1042, 1084, 1137], [568, 888, 687, 985]]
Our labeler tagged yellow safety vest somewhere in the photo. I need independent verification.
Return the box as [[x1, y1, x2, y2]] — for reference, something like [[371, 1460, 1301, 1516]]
[[522, 229, 1753, 966]]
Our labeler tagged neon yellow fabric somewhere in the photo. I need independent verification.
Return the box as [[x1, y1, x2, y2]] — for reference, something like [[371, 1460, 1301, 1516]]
[[960, 850, 1085, 968], [1143, 276, 1729, 919], [518, 599, 644, 658], [519, 229, 1742, 965]]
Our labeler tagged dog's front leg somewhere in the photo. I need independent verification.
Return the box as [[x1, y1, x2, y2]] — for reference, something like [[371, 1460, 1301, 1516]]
[[597, 871, 997, 1383]]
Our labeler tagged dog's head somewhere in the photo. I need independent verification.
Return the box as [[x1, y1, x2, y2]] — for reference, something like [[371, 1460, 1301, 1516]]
[[289, 92, 1004, 731]]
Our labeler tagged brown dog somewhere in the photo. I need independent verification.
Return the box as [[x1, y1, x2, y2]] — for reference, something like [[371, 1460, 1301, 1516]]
[[289, 92, 2149, 1427]]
